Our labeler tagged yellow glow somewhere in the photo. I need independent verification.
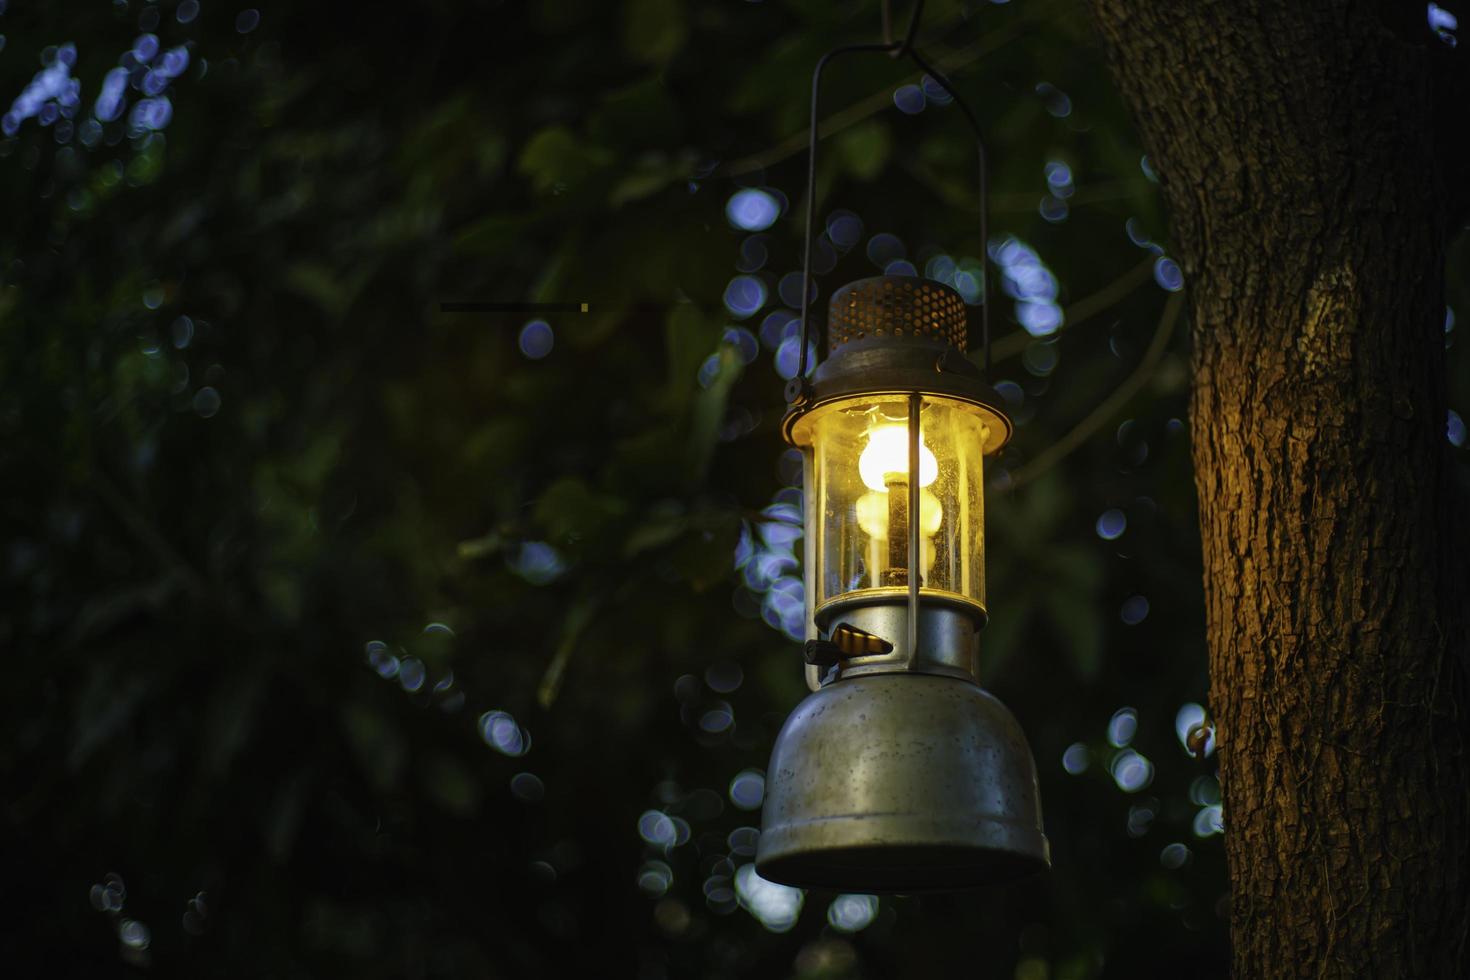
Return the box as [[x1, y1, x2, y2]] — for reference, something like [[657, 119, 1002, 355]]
[[855, 490, 943, 538], [790, 394, 992, 610], [858, 424, 938, 492]]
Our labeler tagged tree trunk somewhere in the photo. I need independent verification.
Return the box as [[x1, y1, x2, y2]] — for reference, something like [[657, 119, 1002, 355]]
[[1084, 2, 1470, 976]]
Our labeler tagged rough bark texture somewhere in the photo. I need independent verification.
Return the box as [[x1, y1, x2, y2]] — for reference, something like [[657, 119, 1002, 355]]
[[1084, 2, 1470, 976]]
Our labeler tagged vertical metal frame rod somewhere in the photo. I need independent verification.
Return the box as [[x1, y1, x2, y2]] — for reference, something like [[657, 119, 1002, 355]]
[[905, 393, 922, 667]]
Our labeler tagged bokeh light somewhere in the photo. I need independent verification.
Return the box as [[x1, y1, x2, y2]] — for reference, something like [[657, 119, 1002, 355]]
[[759, 309, 798, 350], [1120, 594, 1150, 625], [1096, 508, 1127, 540], [705, 659, 743, 693], [398, 656, 426, 692], [1107, 707, 1138, 748], [480, 710, 530, 757], [519, 320, 554, 359], [723, 275, 767, 319], [866, 232, 906, 268], [737, 235, 769, 272], [365, 640, 399, 679], [638, 810, 678, 848], [1160, 843, 1192, 869], [776, 271, 816, 309], [734, 864, 803, 933], [1039, 196, 1069, 223], [1022, 341, 1059, 377], [729, 768, 766, 810], [118, 919, 151, 950], [4, 44, 79, 136], [774, 335, 817, 383], [725, 188, 781, 231], [722, 326, 760, 365], [1035, 81, 1072, 117], [892, 83, 925, 114], [698, 701, 734, 734], [1110, 749, 1154, 792], [1193, 806, 1224, 838], [1429, 2, 1459, 44], [992, 236, 1064, 337], [1153, 256, 1185, 292], [1189, 775, 1221, 806], [192, 387, 222, 418], [919, 74, 953, 106], [827, 894, 880, 933], [826, 210, 863, 250], [638, 860, 674, 897], [510, 772, 545, 802], [1175, 703, 1217, 758], [1062, 742, 1090, 774], [727, 827, 760, 857], [1044, 160, 1075, 198], [1126, 803, 1155, 839], [508, 541, 566, 584]]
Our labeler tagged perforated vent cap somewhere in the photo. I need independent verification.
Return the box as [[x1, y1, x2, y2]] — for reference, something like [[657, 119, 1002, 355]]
[[827, 276, 968, 353]]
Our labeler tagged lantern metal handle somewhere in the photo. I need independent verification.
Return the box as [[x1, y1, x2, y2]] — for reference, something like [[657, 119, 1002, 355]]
[[791, 7, 994, 401]]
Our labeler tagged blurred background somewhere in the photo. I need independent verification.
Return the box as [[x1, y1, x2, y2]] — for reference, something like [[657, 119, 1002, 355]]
[[4, 1, 1465, 976]]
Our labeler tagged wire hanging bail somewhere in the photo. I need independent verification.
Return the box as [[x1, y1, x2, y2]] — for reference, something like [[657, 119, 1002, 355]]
[[790, 0, 991, 401]]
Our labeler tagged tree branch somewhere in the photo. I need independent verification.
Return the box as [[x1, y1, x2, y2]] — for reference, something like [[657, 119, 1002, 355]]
[[1005, 290, 1183, 489], [91, 467, 207, 600], [714, 14, 1038, 179], [988, 256, 1156, 364]]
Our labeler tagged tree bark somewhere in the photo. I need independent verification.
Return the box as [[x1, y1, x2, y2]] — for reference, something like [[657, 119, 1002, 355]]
[[1084, 2, 1470, 976]]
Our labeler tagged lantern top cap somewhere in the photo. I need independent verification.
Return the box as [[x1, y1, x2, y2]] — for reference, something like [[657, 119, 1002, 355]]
[[783, 275, 1011, 452], [828, 276, 969, 355]]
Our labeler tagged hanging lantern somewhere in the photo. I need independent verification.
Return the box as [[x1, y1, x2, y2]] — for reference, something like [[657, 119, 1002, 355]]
[[752, 21, 1049, 892]]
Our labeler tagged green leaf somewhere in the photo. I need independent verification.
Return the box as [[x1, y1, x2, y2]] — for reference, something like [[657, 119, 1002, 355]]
[[836, 119, 892, 182], [516, 126, 613, 195], [422, 755, 482, 817], [609, 162, 676, 208], [588, 78, 680, 151], [623, 0, 687, 65], [1044, 588, 1105, 679], [203, 671, 267, 776], [668, 513, 740, 591], [340, 703, 405, 793], [663, 303, 719, 412], [453, 213, 533, 256], [686, 343, 742, 481], [538, 595, 599, 708], [457, 531, 505, 561], [534, 477, 629, 545], [624, 508, 688, 557]]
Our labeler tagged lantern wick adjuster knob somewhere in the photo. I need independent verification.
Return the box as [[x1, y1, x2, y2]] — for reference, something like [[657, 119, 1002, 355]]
[[803, 623, 894, 668]]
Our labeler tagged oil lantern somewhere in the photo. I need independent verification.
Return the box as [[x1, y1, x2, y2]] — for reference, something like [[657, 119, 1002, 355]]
[[752, 27, 1050, 892]]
